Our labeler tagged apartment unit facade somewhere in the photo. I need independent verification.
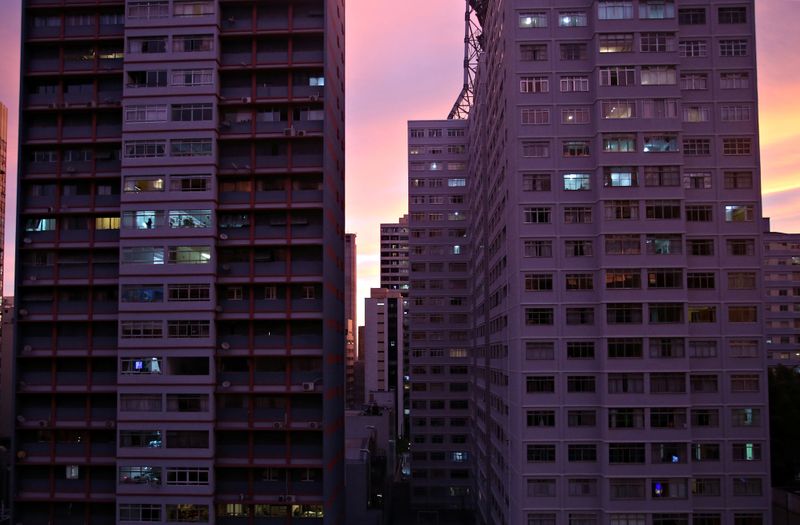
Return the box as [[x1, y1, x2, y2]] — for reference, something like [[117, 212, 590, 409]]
[[407, 119, 472, 512], [14, 1, 345, 523], [763, 230, 800, 367], [410, 1, 770, 524]]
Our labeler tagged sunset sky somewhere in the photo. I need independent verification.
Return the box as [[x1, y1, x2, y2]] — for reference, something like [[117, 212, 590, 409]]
[[1, 1, 799, 323]]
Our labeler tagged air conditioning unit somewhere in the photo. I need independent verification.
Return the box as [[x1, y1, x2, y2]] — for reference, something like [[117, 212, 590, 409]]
[[219, 233, 229, 240], [220, 341, 231, 350], [284, 127, 296, 137], [309, 421, 319, 430], [241, 96, 251, 103], [221, 380, 231, 388], [296, 130, 306, 137], [18, 309, 29, 317], [302, 382, 315, 392]]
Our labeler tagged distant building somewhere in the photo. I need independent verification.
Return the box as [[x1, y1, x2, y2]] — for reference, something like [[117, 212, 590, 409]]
[[363, 289, 405, 438], [763, 229, 800, 366], [345, 233, 359, 407], [379, 216, 409, 294]]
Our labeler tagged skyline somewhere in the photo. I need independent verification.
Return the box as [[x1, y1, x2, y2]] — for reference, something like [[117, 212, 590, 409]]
[[1, 1, 800, 325]]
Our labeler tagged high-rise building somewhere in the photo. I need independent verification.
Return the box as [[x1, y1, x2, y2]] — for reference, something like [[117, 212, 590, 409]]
[[0, 102, 6, 293], [363, 288, 405, 438], [345, 233, 358, 407], [14, 1, 345, 524], [379, 215, 409, 294], [409, 1, 770, 524], [762, 229, 800, 367], [407, 119, 472, 513]]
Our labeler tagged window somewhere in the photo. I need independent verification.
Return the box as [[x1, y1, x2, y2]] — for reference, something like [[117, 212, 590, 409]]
[[522, 141, 550, 158], [168, 209, 211, 229], [720, 39, 748, 57], [563, 142, 591, 158], [646, 200, 681, 220], [719, 6, 747, 24], [692, 480, 721, 498], [648, 268, 683, 289], [651, 480, 687, 500], [689, 341, 718, 359], [523, 173, 551, 192], [605, 235, 641, 256], [690, 376, 719, 394], [525, 273, 553, 292], [649, 303, 683, 323], [641, 32, 676, 52], [174, 1, 214, 17], [678, 8, 705, 25], [727, 239, 755, 256], [166, 468, 209, 486], [651, 408, 686, 428], [524, 207, 551, 224], [173, 34, 214, 52], [606, 302, 643, 323], [688, 305, 715, 323], [565, 240, 593, 257], [688, 272, 715, 290], [640, 0, 675, 19], [166, 505, 209, 523], [641, 66, 677, 86], [527, 444, 556, 462], [171, 139, 212, 157], [560, 43, 588, 60], [528, 514, 556, 525], [679, 40, 707, 57], [723, 138, 752, 156], [568, 410, 596, 427], [609, 480, 646, 502], [608, 338, 642, 359], [125, 140, 166, 158], [732, 443, 762, 462], [172, 69, 213, 86], [527, 341, 555, 360], [608, 373, 644, 394], [599, 34, 634, 53], [602, 100, 636, 119], [172, 103, 213, 122], [120, 394, 162, 411], [604, 167, 637, 187], [168, 246, 211, 264], [725, 205, 754, 222], [599, 67, 636, 87], [520, 76, 550, 93], [568, 444, 597, 462], [646, 234, 681, 255], [525, 308, 554, 326], [559, 11, 587, 26], [565, 273, 593, 291], [568, 479, 597, 497], [563, 175, 591, 193], [730, 340, 759, 357], [683, 105, 711, 122], [124, 177, 164, 193], [728, 306, 757, 323], [609, 443, 645, 464], [566, 306, 593, 326], [604, 200, 639, 220], [167, 320, 210, 338], [561, 107, 591, 124], [724, 171, 753, 189], [166, 394, 209, 412], [641, 99, 678, 118], [122, 246, 165, 265], [721, 105, 752, 122], [521, 107, 550, 125], [732, 479, 763, 497], [561, 76, 589, 92], [731, 408, 761, 427], [721, 72, 750, 89], [567, 342, 595, 359], [598, 1, 634, 20], [125, 104, 168, 122], [524, 240, 552, 257], [519, 12, 548, 28], [527, 478, 556, 497], [527, 410, 555, 427], [128, 1, 169, 19], [681, 73, 708, 90], [168, 284, 210, 302], [650, 373, 686, 393], [564, 206, 592, 224], [520, 44, 548, 61], [686, 205, 713, 222], [603, 135, 636, 152], [119, 430, 163, 449], [129, 36, 166, 54]]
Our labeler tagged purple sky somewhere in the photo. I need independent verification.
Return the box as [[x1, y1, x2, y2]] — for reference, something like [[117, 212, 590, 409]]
[[1, 1, 799, 323]]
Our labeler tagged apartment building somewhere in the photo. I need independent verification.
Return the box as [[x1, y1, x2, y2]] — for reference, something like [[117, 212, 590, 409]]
[[379, 215, 409, 294], [407, 119, 472, 513], [763, 230, 800, 367], [363, 288, 405, 438], [345, 233, 358, 408], [14, 1, 345, 523], [409, 1, 770, 524]]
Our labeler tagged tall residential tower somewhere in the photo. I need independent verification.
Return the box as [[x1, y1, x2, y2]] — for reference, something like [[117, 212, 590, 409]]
[[14, 1, 345, 523], [409, 1, 770, 524]]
